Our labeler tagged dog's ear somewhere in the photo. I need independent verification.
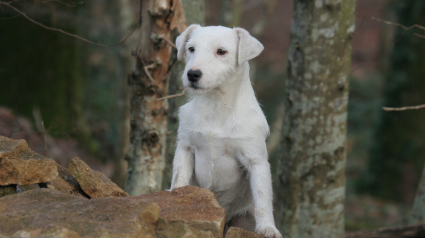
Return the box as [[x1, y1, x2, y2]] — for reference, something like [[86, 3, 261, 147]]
[[234, 28, 264, 65], [176, 24, 201, 61]]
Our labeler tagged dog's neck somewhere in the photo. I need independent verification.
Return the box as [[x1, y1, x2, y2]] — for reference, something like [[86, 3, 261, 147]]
[[192, 62, 253, 112]]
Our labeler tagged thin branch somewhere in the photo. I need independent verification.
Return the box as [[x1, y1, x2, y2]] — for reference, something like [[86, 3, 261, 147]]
[[142, 63, 155, 83], [372, 17, 425, 31], [42, 121, 47, 156], [415, 33, 425, 39], [0, 13, 20, 19], [156, 90, 186, 100], [372, 17, 425, 43], [383, 104, 425, 111], [42, 0, 84, 7], [0, 1, 137, 48], [160, 36, 177, 49]]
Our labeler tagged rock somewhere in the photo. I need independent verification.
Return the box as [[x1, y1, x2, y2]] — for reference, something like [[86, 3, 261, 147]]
[[68, 157, 128, 198], [0, 185, 16, 198], [133, 186, 226, 238], [0, 135, 58, 185], [225, 227, 267, 238], [46, 163, 88, 197], [0, 188, 159, 238]]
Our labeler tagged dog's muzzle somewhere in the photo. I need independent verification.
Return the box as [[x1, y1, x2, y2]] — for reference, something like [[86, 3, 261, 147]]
[[187, 69, 202, 83]]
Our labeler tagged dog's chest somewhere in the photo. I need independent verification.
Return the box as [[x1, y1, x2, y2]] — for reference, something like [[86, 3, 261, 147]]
[[189, 131, 243, 191]]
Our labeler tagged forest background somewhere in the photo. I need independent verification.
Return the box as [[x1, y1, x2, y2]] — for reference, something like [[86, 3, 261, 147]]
[[1, 0, 425, 233]]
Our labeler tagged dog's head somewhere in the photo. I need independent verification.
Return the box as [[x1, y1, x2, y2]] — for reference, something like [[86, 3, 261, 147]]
[[176, 25, 264, 94]]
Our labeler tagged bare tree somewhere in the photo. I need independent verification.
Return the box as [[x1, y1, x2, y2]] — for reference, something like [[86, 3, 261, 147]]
[[276, 0, 356, 237], [124, 0, 186, 196]]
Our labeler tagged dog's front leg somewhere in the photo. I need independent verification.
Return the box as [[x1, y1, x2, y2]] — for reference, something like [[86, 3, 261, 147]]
[[239, 144, 282, 238], [170, 144, 194, 190]]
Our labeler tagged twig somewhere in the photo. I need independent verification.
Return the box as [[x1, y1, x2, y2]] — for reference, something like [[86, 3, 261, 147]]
[[383, 104, 425, 111], [372, 17, 425, 31], [0, 14, 20, 19], [156, 90, 186, 100], [160, 36, 177, 49], [0, 1, 137, 48], [42, 0, 84, 7], [42, 121, 47, 156], [142, 63, 156, 83], [415, 33, 425, 39], [372, 17, 425, 43]]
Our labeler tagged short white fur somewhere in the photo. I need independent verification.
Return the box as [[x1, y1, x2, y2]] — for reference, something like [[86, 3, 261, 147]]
[[171, 25, 282, 238]]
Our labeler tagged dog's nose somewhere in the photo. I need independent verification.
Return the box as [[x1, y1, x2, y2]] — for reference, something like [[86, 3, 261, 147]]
[[187, 69, 202, 82]]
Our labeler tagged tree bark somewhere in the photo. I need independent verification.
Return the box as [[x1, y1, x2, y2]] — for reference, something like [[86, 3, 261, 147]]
[[276, 0, 356, 237], [124, 0, 186, 196], [163, 0, 205, 190]]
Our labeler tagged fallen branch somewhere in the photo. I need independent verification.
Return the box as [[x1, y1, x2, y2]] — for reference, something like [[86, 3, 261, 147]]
[[383, 104, 425, 111], [0, 1, 136, 48], [345, 222, 425, 238]]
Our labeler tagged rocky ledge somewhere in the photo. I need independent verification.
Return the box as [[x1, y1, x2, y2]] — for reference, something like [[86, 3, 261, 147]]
[[0, 135, 265, 238]]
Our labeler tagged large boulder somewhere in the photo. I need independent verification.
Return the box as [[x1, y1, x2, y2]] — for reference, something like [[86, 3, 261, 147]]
[[0, 135, 58, 185], [0, 189, 159, 238], [0, 186, 227, 238], [134, 186, 226, 238], [68, 157, 128, 198]]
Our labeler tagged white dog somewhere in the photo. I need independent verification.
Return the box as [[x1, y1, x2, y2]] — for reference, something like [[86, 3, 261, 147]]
[[170, 24, 281, 238]]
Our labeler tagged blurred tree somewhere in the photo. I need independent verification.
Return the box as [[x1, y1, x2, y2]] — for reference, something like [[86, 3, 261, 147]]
[[0, 2, 81, 134], [361, 0, 425, 203], [410, 165, 425, 224], [124, 0, 186, 195], [76, 0, 136, 187], [276, 0, 355, 237], [163, 0, 205, 190]]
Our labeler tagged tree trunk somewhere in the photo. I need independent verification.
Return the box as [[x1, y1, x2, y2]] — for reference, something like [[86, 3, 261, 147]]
[[124, 0, 186, 196], [76, 0, 135, 188], [410, 166, 425, 224], [163, 0, 205, 190], [362, 0, 425, 203], [276, 1, 356, 237]]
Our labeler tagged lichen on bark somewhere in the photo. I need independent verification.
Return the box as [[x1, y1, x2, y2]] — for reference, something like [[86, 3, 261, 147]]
[[276, 0, 355, 237]]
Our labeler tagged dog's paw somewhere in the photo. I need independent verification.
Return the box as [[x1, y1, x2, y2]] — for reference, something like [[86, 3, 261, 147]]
[[256, 224, 282, 238]]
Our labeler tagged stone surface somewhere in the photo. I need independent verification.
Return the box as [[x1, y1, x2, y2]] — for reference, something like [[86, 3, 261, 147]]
[[0, 185, 16, 198], [133, 186, 226, 238], [0, 135, 58, 185], [0, 189, 159, 238], [46, 163, 87, 197], [226, 227, 267, 238], [68, 157, 128, 198]]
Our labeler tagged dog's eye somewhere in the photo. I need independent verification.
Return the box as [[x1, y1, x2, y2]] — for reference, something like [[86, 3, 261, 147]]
[[217, 49, 227, 55], [188, 47, 195, 53]]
